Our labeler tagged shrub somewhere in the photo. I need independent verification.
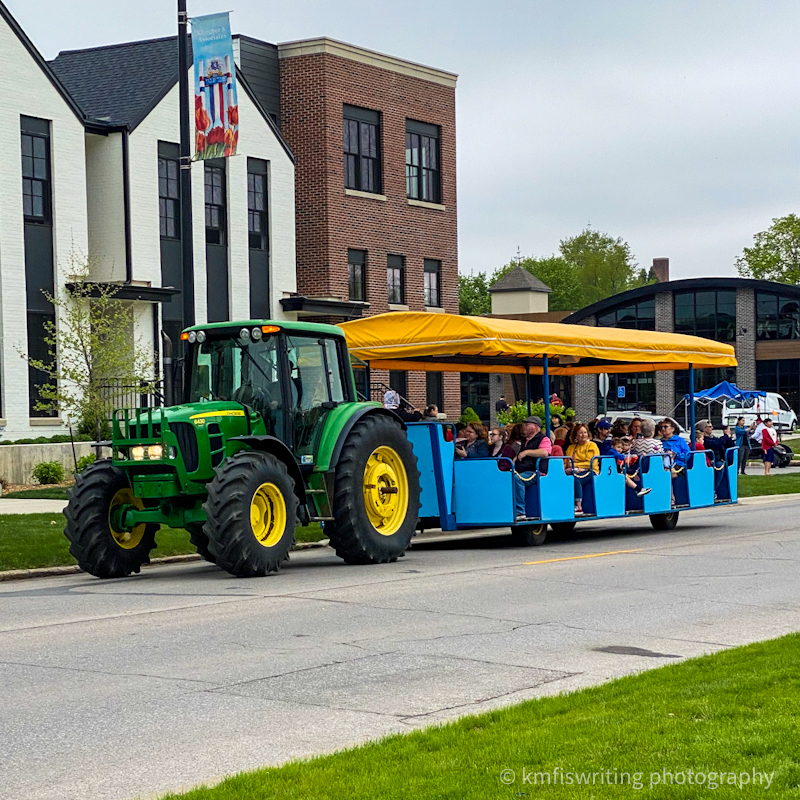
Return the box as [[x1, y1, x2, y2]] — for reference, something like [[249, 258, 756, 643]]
[[74, 453, 97, 474], [32, 460, 65, 485], [458, 406, 481, 425], [497, 400, 575, 426]]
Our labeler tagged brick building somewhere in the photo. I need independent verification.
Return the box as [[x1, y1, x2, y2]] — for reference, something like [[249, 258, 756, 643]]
[[276, 38, 460, 417]]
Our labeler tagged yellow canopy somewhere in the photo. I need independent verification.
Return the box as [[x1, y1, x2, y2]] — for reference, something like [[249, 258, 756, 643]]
[[339, 312, 737, 375]]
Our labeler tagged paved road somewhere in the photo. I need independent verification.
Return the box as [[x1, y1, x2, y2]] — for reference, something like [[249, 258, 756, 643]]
[[2, 498, 800, 800]]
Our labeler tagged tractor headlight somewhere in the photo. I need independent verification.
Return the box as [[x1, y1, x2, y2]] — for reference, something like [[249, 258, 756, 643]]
[[168, 446, 177, 459], [196, 330, 206, 343], [131, 446, 145, 461], [148, 444, 164, 460], [251, 327, 262, 340], [187, 331, 197, 343], [239, 328, 251, 340]]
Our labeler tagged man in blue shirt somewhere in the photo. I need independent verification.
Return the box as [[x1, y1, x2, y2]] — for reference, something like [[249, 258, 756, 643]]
[[660, 419, 690, 469]]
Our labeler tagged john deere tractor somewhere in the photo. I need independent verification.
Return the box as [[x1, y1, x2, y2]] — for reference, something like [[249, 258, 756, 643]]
[[64, 321, 420, 578]]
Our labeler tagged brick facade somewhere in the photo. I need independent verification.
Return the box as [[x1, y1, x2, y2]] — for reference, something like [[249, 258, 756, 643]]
[[654, 292, 675, 415], [735, 287, 756, 390], [279, 44, 459, 416]]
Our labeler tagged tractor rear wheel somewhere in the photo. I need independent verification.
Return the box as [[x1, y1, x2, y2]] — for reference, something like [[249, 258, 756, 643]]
[[64, 459, 158, 579], [186, 523, 216, 563], [327, 414, 420, 565], [203, 450, 298, 577]]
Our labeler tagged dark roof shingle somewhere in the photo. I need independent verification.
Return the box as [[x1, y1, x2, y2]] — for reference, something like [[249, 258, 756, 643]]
[[489, 265, 552, 293]]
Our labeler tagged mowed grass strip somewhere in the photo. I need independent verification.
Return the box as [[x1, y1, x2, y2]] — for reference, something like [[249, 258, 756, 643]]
[[162, 634, 800, 800], [0, 514, 325, 572], [737, 473, 800, 497]]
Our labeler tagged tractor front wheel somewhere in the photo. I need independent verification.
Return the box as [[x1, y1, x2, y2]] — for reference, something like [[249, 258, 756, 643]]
[[203, 450, 298, 577], [327, 414, 420, 565], [64, 459, 158, 579], [186, 523, 216, 563]]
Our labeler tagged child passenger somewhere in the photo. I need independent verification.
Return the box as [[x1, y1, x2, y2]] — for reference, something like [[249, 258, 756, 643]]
[[610, 435, 651, 497]]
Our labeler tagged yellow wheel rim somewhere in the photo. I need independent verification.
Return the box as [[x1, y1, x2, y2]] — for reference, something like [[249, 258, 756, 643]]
[[109, 488, 145, 550], [250, 482, 287, 547], [363, 445, 409, 536]]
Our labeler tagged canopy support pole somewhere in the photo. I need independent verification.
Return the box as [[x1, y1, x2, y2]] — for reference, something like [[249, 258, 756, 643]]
[[525, 363, 531, 414], [543, 355, 551, 435], [689, 364, 696, 450]]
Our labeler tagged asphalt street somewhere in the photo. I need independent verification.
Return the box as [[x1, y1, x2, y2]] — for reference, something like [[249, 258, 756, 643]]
[[2, 497, 800, 800]]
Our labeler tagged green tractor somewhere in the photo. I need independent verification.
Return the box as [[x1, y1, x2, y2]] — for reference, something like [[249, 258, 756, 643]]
[[64, 321, 420, 578]]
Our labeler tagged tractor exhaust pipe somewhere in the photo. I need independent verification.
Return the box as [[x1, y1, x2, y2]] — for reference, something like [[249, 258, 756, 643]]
[[161, 330, 174, 407]]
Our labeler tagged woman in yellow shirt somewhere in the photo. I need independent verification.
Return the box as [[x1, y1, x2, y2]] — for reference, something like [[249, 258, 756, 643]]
[[566, 423, 600, 514]]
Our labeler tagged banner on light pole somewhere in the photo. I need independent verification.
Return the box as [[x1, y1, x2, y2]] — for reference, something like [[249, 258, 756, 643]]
[[193, 12, 239, 159]]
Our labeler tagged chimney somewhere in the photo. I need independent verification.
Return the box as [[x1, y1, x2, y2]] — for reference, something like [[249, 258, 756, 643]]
[[652, 258, 669, 283]]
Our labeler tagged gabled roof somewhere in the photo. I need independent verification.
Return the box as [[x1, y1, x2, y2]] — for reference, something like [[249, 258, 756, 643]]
[[489, 265, 552, 293], [50, 34, 294, 160], [0, 0, 85, 123]]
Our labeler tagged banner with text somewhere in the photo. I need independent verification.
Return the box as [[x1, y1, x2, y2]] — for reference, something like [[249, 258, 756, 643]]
[[193, 12, 238, 159]]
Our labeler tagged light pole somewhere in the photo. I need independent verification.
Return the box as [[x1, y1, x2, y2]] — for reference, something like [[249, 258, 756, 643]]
[[178, 0, 195, 330]]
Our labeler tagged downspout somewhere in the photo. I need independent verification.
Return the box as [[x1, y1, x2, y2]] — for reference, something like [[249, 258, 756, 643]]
[[121, 128, 133, 284]]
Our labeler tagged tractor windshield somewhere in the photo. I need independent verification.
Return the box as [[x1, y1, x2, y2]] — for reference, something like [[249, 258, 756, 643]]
[[189, 334, 284, 437]]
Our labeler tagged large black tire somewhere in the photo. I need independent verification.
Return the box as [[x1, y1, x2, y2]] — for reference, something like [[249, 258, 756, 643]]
[[510, 523, 548, 546], [203, 450, 298, 577], [64, 459, 158, 579], [186, 523, 216, 563], [549, 520, 577, 538], [650, 511, 679, 531], [327, 414, 420, 565]]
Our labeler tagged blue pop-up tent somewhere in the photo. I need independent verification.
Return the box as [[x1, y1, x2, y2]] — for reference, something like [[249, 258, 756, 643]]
[[684, 381, 765, 403]]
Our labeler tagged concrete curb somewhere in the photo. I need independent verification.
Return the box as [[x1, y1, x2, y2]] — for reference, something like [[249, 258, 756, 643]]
[[0, 539, 331, 583]]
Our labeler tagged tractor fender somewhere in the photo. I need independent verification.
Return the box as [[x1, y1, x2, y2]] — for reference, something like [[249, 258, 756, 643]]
[[328, 407, 406, 469], [228, 435, 307, 506]]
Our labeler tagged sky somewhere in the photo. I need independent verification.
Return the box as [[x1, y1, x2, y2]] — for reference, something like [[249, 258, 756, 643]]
[[12, 0, 800, 281]]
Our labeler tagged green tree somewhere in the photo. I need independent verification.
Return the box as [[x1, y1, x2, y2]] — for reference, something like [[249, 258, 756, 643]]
[[19, 258, 155, 440], [735, 214, 800, 284], [458, 271, 492, 315]]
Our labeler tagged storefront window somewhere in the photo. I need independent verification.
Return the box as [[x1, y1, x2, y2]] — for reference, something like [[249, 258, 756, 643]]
[[756, 292, 800, 340]]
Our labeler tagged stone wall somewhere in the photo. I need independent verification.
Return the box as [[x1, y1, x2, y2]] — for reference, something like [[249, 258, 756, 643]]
[[0, 442, 101, 486]]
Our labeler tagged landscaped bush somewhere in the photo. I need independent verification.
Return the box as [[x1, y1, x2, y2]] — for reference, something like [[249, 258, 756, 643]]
[[497, 400, 575, 426], [73, 453, 97, 474], [32, 461, 65, 485], [0, 433, 93, 446], [458, 407, 481, 425]]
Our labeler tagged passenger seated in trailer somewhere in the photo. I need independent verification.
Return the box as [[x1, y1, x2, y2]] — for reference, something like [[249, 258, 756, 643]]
[[553, 426, 568, 451], [608, 435, 651, 497], [455, 422, 491, 459], [422, 404, 439, 420], [659, 418, 690, 472], [719, 425, 736, 451], [631, 418, 663, 458], [565, 423, 600, 515], [497, 423, 523, 470], [629, 417, 644, 439], [488, 426, 506, 457], [593, 418, 613, 455], [512, 416, 552, 519]]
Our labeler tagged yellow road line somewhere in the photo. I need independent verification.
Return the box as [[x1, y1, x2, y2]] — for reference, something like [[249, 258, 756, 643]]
[[524, 549, 642, 566]]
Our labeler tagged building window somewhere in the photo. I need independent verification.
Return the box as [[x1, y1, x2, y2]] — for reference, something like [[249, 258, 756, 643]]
[[426, 371, 444, 410], [158, 156, 180, 239], [756, 292, 800, 340], [343, 105, 381, 194], [247, 162, 268, 250], [757, 359, 800, 415], [673, 290, 736, 342], [424, 259, 441, 307], [460, 373, 489, 422], [596, 298, 655, 330], [389, 370, 407, 400], [204, 163, 226, 245], [406, 120, 440, 203], [598, 373, 656, 413], [348, 249, 366, 302], [387, 254, 405, 304], [21, 130, 51, 223]]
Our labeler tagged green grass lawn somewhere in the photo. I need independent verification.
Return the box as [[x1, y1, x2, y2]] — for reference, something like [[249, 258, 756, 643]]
[[3, 487, 70, 499], [737, 473, 800, 497], [160, 633, 800, 799], [0, 514, 325, 572]]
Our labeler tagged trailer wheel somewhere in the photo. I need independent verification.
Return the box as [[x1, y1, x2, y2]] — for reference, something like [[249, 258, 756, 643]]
[[64, 459, 158, 579], [549, 520, 577, 538], [203, 450, 297, 577], [327, 414, 420, 565], [511, 523, 548, 546], [650, 512, 679, 531], [186, 523, 216, 563]]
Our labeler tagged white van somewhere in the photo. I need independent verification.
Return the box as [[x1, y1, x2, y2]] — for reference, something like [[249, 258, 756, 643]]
[[723, 393, 797, 432]]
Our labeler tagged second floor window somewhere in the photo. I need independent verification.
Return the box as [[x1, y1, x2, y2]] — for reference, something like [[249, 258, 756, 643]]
[[205, 163, 226, 245], [343, 105, 381, 194], [424, 259, 441, 307], [21, 128, 51, 223], [387, 254, 405, 304], [406, 120, 440, 203], [158, 156, 180, 238], [348, 249, 366, 302], [674, 290, 736, 342], [247, 159, 268, 250]]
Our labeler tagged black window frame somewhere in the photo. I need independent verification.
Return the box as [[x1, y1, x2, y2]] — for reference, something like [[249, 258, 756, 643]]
[[204, 161, 227, 246], [343, 105, 381, 195], [406, 119, 441, 204], [247, 158, 268, 251], [387, 254, 405, 305], [348, 248, 367, 302], [21, 117, 51, 225], [673, 290, 737, 342], [596, 298, 655, 330], [756, 291, 800, 341], [424, 258, 441, 307], [158, 153, 180, 240]]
